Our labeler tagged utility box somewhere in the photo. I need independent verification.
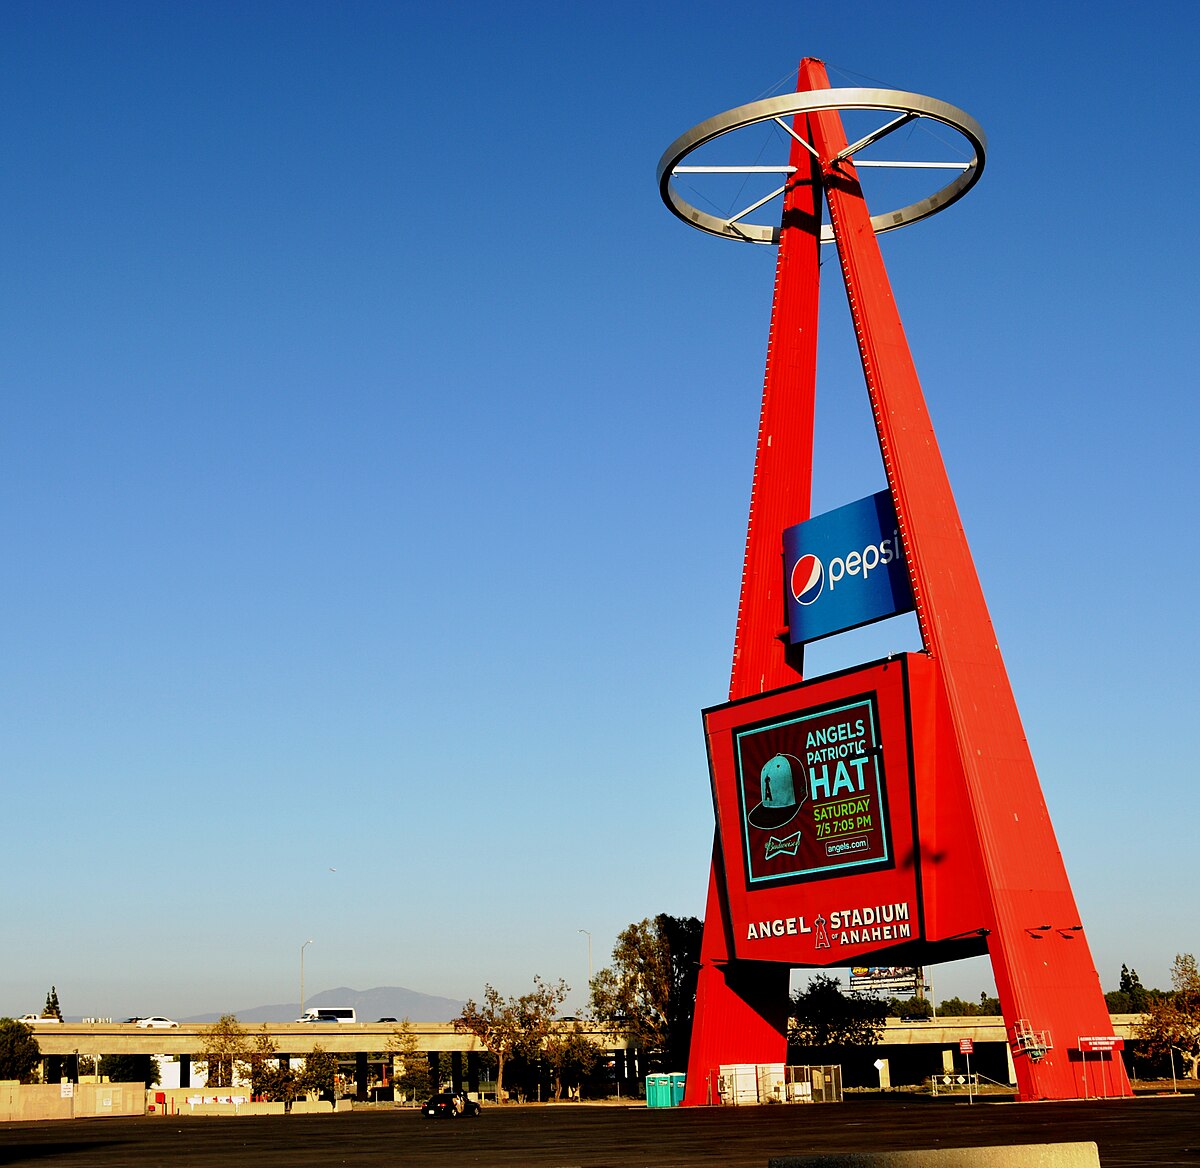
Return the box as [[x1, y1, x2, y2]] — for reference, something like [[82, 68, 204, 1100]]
[[717, 1064, 760, 1105]]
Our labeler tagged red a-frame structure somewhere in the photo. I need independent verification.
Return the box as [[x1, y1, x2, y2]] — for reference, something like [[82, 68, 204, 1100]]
[[660, 59, 1130, 1103]]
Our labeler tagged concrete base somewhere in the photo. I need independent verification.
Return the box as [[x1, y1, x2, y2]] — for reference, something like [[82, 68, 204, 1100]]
[[770, 1144, 1100, 1168]]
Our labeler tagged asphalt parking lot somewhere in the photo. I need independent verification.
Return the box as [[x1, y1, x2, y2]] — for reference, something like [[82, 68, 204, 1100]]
[[0, 1095, 1196, 1167]]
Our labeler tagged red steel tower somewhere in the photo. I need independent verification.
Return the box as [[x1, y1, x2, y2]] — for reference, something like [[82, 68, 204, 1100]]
[[658, 59, 1129, 1102]]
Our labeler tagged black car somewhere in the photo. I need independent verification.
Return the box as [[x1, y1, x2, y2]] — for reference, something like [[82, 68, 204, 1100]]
[[422, 1092, 480, 1118]]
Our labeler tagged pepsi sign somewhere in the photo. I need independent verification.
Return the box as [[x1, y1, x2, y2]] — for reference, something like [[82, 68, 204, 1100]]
[[783, 490, 914, 645]]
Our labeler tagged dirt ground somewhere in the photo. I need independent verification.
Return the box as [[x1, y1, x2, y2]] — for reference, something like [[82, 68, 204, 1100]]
[[1, 1093, 1197, 1167]]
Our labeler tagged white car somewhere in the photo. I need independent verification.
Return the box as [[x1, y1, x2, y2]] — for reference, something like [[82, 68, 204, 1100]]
[[135, 1016, 178, 1028], [18, 1013, 62, 1025]]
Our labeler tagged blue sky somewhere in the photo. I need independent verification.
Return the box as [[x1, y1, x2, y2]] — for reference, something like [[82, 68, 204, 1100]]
[[3, 0, 1197, 1020]]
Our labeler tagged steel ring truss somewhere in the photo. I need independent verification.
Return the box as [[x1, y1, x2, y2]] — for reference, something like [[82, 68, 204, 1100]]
[[657, 87, 986, 244]]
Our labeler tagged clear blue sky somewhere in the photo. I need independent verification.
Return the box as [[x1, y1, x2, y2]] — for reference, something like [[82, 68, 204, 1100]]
[[3, 0, 1197, 1020]]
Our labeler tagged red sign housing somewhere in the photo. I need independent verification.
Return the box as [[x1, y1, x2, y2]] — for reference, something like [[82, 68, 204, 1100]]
[[705, 654, 991, 967]]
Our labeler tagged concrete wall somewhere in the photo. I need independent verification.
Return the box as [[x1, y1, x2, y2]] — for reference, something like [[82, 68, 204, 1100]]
[[1, 1082, 145, 1122], [2, 1082, 352, 1121], [147, 1088, 347, 1116]]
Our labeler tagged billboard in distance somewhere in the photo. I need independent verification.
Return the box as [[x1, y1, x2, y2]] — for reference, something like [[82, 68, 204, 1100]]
[[848, 966, 923, 996]]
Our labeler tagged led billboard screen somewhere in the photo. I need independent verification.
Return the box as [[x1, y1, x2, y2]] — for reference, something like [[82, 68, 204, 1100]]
[[705, 655, 924, 966], [731, 691, 892, 886]]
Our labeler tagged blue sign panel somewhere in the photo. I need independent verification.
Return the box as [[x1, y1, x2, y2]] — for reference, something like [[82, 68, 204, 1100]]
[[783, 490, 914, 645]]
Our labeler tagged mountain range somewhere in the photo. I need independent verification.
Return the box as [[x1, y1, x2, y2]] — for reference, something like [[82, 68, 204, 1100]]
[[181, 985, 466, 1024]]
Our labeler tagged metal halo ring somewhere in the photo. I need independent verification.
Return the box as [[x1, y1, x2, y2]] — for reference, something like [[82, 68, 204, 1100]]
[[657, 87, 986, 244]]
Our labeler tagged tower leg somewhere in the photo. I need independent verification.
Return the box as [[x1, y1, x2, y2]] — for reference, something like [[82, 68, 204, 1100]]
[[798, 56, 1129, 1100], [683, 845, 791, 1104], [683, 94, 823, 1105]]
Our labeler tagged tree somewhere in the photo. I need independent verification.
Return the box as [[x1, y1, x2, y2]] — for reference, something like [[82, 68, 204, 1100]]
[[885, 997, 931, 1018], [42, 986, 63, 1021], [1138, 954, 1200, 1079], [589, 914, 702, 1071], [99, 1054, 160, 1086], [1106, 965, 1151, 1014], [386, 1019, 432, 1101], [544, 1019, 603, 1100], [0, 1018, 41, 1082], [789, 975, 887, 1051], [453, 976, 569, 1102], [297, 1044, 338, 1099], [513, 976, 569, 1059], [196, 1014, 249, 1087], [1122, 964, 1149, 1012], [454, 986, 519, 1102], [247, 1027, 298, 1102], [510, 976, 569, 1101]]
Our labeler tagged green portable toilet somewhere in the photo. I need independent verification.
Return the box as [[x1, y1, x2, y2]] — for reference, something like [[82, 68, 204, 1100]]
[[645, 1073, 670, 1108], [668, 1072, 686, 1106]]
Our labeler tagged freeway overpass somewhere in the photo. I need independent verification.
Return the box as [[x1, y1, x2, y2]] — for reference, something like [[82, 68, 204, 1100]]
[[26, 1020, 623, 1101], [26, 1016, 1143, 1059], [27, 1021, 509, 1058], [24, 1016, 1143, 1099], [879, 1014, 1140, 1047]]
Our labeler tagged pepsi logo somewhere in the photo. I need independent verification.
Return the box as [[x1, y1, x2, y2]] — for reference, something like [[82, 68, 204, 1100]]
[[791, 554, 824, 605]]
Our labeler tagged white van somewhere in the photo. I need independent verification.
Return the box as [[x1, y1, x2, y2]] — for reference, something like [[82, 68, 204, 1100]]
[[300, 1007, 357, 1023]]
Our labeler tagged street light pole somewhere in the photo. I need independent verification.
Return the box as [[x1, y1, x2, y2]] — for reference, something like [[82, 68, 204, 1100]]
[[578, 929, 592, 1012], [300, 939, 313, 1017]]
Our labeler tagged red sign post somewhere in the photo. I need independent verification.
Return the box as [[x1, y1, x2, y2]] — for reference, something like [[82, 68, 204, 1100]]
[[659, 59, 1131, 1103]]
